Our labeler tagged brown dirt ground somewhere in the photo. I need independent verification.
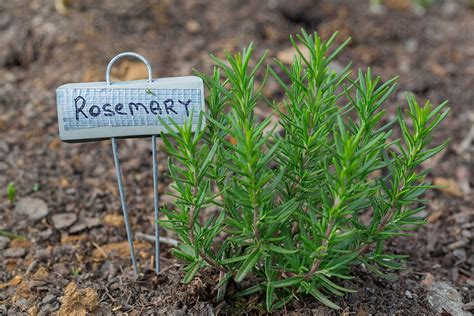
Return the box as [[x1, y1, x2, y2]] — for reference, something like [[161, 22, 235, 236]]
[[0, 0, 472, 314]]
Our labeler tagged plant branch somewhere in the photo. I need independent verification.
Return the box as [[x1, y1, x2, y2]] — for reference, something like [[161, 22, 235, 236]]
[[305, 220, 334, 279], [188, 174, 228, 274], [253, 202, 260, 240]]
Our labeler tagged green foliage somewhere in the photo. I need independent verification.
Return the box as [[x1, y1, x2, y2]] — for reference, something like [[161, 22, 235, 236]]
[[370, 0, 434, 10], [6, 181, 17, 204], [70, 267, 82, 278], [33, 183, 41, 192], [159, 30, 449, 311], [0, 229, 24, 240], [412, 0, 434, 9]]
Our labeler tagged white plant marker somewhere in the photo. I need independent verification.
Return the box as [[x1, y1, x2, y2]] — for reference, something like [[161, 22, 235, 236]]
[[56, 52, 205, 274]]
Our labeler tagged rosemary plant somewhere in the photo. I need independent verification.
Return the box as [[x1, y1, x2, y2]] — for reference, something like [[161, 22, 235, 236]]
[[159, 30, 449, 310]]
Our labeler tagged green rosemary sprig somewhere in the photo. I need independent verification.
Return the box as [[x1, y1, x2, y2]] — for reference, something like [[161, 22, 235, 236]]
[[159, 30, 449, 311]]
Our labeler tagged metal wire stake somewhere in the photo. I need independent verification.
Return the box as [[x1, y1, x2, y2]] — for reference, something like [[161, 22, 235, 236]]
[[111, 137, 138, 275], [152, 135, 161, 272]]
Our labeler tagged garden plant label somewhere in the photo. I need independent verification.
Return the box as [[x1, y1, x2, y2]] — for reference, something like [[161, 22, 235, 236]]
[[54, 52, 202, 274], [56, 76, 205, 142]]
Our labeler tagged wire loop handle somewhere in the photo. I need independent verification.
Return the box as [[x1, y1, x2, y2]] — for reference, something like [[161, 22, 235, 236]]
[[105, 52, 153, 85]]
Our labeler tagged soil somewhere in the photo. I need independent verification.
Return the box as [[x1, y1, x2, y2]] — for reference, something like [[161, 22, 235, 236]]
[[0, 0, 472, 315]]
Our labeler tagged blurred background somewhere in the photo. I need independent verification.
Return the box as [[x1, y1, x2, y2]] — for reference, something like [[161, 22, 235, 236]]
[[0, 0, 473, 314]]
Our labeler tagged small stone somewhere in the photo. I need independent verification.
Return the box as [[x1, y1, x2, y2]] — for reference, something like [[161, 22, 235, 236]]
[[51, 213, 77, 229], [38, 228, 53, 239], [447, 240, 467, 250], [84, 217, 101, 228], [14, 298, 28, 311], [4, 247, 26, 258], [53, 263, 69, 276], [14, 197, 49, 222], [68, 221, 87, 234], [453, 248, 466, 261], [42, 294, 56, 305], [39, 304, 55, 316], [463, 301, 474, 311], [185, 20, 201, 33], [0, 236, 10, 250], [421, 273, 435, 287], [461, 229, 472, 239], [68, 215, 100, 234], [405, 38, 418, 53], [427, 281, 470, 316], [35, 248, 52, 261], [405, 290, 413, 299]]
